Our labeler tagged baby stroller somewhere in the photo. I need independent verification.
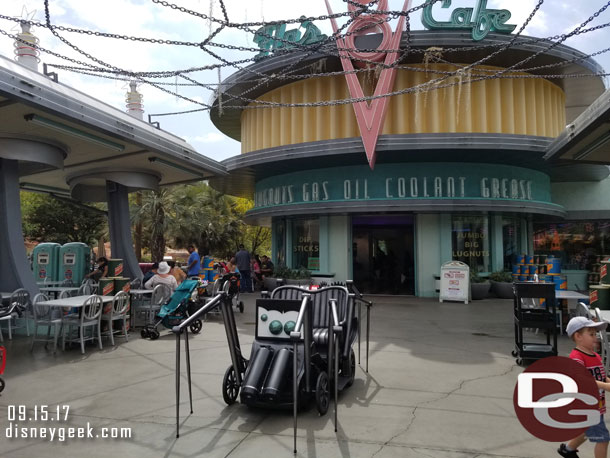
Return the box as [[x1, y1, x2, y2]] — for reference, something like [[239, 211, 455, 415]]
[[141, 280, 203, 340]]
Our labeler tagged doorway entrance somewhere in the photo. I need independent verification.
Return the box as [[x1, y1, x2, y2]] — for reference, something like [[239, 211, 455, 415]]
[[352, 215, 415, 295]]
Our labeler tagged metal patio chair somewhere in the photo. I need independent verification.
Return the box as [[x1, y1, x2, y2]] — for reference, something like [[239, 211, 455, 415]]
[[30, 293, 62, 352], [101, 291, 129, 346], [62, 295, 103, 354], [0, 288, 31, 341], [138, 284, 171, 327]]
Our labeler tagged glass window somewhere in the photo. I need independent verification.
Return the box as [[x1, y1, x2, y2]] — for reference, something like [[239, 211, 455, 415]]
[[503, 217, 522, 271], [292, 219, 319, 270], [452, 215, 491, 273], [274, 219, 286, 266], [533, 221, 610, 270]]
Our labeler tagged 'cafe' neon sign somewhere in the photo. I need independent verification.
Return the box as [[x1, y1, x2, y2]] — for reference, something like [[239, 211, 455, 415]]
[[421, 0, 517, 41]]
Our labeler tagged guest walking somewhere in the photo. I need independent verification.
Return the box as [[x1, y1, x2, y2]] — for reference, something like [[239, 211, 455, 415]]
[[235, 244, 251, 293]]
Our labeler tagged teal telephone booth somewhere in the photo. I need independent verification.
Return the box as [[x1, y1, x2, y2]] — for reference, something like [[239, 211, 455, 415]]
[[59, 242, 91, 285], [32, 242, 61, 281]]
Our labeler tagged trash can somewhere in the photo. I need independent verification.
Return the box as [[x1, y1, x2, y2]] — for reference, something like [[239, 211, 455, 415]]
[[590, 285, 610, 310], [107, 259, 124, 278]]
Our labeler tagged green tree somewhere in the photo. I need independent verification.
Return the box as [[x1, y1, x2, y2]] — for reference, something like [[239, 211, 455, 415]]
[[130, 183, 271, 260], [21, 191, 107, 245], [130, 189, 170, 261], [168, 183, 241, 256], [231, 197, 271, 257]]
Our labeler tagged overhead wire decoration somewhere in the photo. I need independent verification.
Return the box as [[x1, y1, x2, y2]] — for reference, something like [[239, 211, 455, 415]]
[[0, 0, 608, 117]]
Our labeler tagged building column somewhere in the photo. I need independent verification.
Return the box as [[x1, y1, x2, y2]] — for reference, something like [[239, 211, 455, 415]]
[[328, 215, 351, 282], [0, 137, 65, 295], [416, 213, 442, 297], [318, 216, 329, 273], [285, 221, 293, 268], [0, 159, 39, 295], [521, 217, 531, 254], [439, 214, 452, 264], [491, 214, 504, 272], [106, 182, 142, 280]]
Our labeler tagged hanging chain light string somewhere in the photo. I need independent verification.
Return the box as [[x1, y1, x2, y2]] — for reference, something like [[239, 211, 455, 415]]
[[0, 0, 607, 115], [489, 0, 610, 81], [0, 0, 602, 71], [2, 0, 597, 79], [0, 0, 595, 94], [221, 0, 449, 105], [206, 0, 545, 109], [5, 0, 604, 108], [44, 21, 610, 89], [41, 0, 214, 110]]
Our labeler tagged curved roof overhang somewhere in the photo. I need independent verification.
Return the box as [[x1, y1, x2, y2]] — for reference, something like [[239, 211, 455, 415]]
[[546, 88, 610, 166], [210, 133, 557, 198], [0, 55, 226, 198], [243, 199, 566, 226]]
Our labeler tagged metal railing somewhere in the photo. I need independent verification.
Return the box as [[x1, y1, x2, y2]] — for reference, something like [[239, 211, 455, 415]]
[[172, 292, 227, 438], [289, 294, 311, 455]]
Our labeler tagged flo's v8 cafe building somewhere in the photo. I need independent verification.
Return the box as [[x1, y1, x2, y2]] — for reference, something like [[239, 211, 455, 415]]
[[209, 2, 610, 297]]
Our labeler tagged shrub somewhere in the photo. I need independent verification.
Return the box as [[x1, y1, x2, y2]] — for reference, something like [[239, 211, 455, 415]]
[[469, 270, 488, 283], [489, 271, 513, 283], [273, 264, 312, 280]]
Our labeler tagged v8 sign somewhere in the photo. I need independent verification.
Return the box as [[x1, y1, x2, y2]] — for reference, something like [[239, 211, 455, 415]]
[[513, 356, 600, 441]]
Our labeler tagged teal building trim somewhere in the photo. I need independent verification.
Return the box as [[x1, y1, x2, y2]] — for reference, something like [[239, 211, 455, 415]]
[[253, 163, 553, 210]]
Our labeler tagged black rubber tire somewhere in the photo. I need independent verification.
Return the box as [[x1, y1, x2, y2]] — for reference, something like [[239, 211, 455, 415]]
[[239, 301, 244, 313], [190, 320, 202, 334], [516, 358, 523, 366], [222, 365, 240, 405], [315, 371, 330, 416], [150, 329, 160, 340], [140, 329, 149, 339], [0, 376, 4, 393], [343, 348, 356, 388], [511, 350, 518, 357]]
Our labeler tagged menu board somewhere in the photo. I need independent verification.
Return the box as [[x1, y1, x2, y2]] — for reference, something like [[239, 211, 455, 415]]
[[439, 261, 470, 304]]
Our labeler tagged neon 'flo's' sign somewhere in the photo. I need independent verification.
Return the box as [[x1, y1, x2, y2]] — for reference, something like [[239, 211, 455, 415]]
[[421, 0, 517, 41], [253, 18, 327, 59], [253, 163, 552, 209]]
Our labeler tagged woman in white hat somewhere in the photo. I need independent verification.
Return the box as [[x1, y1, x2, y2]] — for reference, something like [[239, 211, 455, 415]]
[[144, 261, 178, 292]]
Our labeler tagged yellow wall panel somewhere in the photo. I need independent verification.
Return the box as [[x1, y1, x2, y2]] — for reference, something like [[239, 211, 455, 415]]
[[240, 64, 566, 154]]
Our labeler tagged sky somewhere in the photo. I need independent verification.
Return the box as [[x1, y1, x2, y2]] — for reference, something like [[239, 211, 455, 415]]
[[1, 0, 610, 163]]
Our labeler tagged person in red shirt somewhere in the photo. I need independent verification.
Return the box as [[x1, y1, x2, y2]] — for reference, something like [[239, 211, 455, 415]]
[[558, 317, 610, 458]]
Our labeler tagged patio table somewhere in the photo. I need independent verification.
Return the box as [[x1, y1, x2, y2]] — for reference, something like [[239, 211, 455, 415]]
[[556, 290, 590, 316], [556, 290, 589, 301], [43, 295, 114, 308], [36, 281, 67, 286], [39, 286, 80, 299]]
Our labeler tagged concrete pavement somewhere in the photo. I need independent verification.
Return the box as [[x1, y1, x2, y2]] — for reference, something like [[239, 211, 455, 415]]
[[0, 294, 582, 457]]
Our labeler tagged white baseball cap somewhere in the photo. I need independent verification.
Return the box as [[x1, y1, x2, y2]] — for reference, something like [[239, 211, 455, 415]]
[[566, 316, 608, 337]]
